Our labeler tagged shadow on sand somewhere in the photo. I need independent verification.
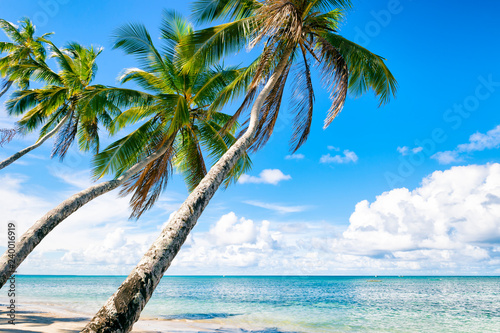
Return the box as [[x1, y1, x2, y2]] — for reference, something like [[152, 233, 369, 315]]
[[0, 311, 87, 333]]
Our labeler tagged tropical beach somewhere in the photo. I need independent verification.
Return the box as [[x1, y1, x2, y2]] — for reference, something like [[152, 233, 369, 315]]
[[2, 276, 500, 332], [1, 0, 500, 331]]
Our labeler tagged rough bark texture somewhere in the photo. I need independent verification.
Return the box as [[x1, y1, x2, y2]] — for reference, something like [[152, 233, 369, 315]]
[[82, 49, 293, 333], [0, 113, 71, 171], [0, 80, 13, 99], [0, 144, 170, 289]]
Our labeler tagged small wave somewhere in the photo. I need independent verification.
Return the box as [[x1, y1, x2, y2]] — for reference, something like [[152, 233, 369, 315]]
[[161, 313, 238, 320]]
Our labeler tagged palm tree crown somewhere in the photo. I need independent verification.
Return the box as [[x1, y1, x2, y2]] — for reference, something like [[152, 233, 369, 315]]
[[92, 11, 251, 218], [189, 0, 397, 152], [5, 41, 124, 158], [0, 18, 51, 96]]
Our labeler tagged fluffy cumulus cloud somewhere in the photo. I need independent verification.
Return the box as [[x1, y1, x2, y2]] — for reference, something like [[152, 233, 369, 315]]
[[335, 164, 500, 273], [320, 150, 358, 164], [174, 164, 500, 275], [432, 125, 500, 164], [173, 212, 279, 270], [341, 164, 500, 254], [238, 169, 291, 185]]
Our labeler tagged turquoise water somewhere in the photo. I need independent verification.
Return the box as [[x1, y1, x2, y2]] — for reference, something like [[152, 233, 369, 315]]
[[5, 276, 500, 332]]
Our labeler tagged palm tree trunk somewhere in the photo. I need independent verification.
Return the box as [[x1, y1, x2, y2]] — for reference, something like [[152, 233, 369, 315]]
[[0, 113, 71, 171], [82, 49, 293, 333], [0, 80, 13, 98], [0, 143, 171, 288]]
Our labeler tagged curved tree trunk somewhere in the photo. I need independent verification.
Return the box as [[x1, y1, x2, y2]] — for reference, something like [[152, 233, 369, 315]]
[[82, 49, 292, 333], [0, 113, 71, 171], [0, 143, 171, 288], [0, 80, 13, 98]]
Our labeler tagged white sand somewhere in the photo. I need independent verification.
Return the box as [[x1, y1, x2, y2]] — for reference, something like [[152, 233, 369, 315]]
[[0, 303, 241, 332]]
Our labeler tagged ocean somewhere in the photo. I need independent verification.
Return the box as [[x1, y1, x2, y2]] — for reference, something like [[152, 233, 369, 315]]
[[4, 275, 500, 332]]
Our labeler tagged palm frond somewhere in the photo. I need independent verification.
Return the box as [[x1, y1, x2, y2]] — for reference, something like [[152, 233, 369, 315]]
[[45, 40, 75, 75], [323, 33, 397, 106], [120, 68, 170, 93], [160, 10, 193, 60], [315, 34, 349, 128], [174, 127, 208, 192], [38, 104, 69, 137], [0, 19, 23, 44], [289, 45, 314, 152], [207, 57, 260, 116], [110, 105, 158, 134], [8, 60, 62, 86], [120, 135, 177, 219], [309, 0, 352, 12], [192, 0, 260, 23], [92, 118, 162, 179], [80, 86, 155, 117], [192, 66, 240, 106], [250, 60, 292, 152], [112, 23, 168, 74], [77, 118, 100, 153], [167, 95, 190, 135], [0, 128, 17, 146], [6, 89, 42, 116], [0, 41, 16, 54], [181, 17, 253, 73], [51, 109, 78, 159]]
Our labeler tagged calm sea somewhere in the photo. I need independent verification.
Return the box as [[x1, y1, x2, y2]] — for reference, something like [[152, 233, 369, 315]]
[[4, 276, 500, 332]]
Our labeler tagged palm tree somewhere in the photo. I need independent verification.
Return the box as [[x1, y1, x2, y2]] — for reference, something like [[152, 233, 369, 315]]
[[83, 0, 397, 331], [0, 12, 250, 288], [0, 17, 50, 98], [0, 41, 119, 170]]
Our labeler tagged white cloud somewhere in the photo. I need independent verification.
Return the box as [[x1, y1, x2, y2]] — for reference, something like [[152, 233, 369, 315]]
[[431, 151, 462, 164], [336, 164, 500, 267], [244, 200, 308, 214], [397, 146, 409, 155], [327, 146, 340, 151], [397, 146, 423, 156], [174, 212, 278, 269], [432, 125, 500, 164], [320, 150, 358, 164], [238, 169, 291, 185], [208, 212, 259, 246], [285, 154, 305, 160], [49, 168, 94, 189], [457, 125, 500, 152]]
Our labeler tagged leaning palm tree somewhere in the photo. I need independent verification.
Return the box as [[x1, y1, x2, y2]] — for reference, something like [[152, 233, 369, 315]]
[[0, 17, 50, 98], [83, 0, 397, 331], [0, 41, 120, 170], [0, 12, 250, 287]]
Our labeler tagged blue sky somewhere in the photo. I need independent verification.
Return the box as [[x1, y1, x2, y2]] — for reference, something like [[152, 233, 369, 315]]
[[0, 0, 499, 275]]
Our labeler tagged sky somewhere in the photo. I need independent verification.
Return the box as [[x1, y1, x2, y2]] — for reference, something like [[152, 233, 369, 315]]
[[0, 0, 499, 276]]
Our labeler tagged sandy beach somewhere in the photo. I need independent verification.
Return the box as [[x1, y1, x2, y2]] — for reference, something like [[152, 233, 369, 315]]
[[0, 304, 243, 333]]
